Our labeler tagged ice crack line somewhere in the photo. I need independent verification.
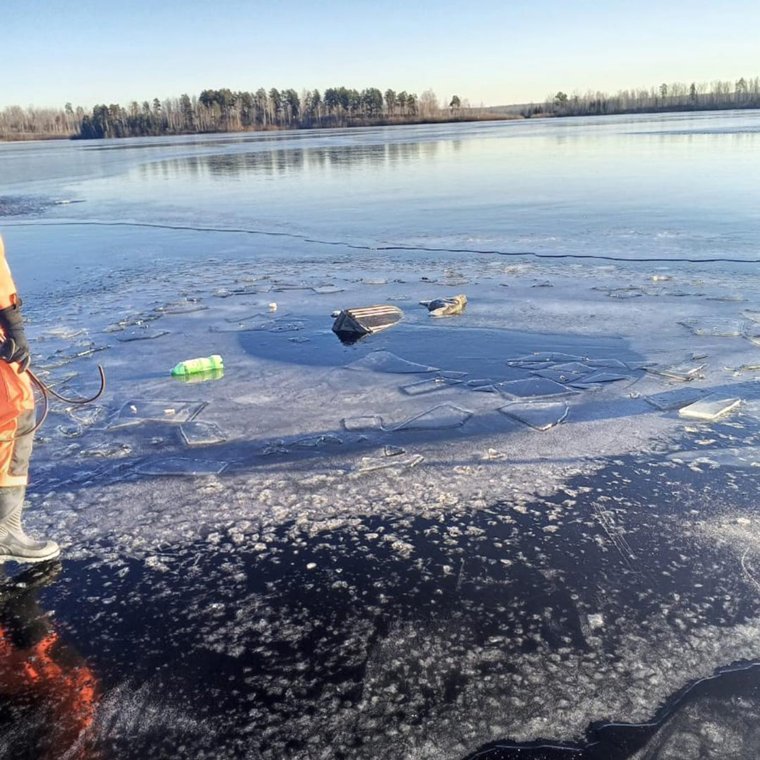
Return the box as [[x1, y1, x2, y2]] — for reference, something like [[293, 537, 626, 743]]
[[5, 220, 760, 265]]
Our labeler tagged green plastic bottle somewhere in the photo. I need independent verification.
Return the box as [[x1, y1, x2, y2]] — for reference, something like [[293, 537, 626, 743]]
[[171, 354, 224, 377]]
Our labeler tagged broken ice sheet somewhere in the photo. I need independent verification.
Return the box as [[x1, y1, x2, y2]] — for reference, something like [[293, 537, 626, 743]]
[[115, 328, 170, 342], [668, 447, 760, 468], [109, 400, 207, 428], [400, 377, 463, 395], [290, 434, 343, 449], [311, 285, 344, 294], [499, 401, 569, 431], [644, 361, 705, 382], [347, 351, 438, 374], [570, 371, 629, 387], [180, 421, 228, 446], [679, 318, 747, 337], [678, 397, 741, 421], [495, 377, 578, 400], [644, 387, 706, 411], [135, 457, 228, 476], [390, 404, 473, 431], [212, 317, 276, 332]]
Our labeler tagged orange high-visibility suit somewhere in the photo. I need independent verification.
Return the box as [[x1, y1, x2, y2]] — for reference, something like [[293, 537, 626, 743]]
[[0, 236, 35, 487], [0, 564, 99, 758]]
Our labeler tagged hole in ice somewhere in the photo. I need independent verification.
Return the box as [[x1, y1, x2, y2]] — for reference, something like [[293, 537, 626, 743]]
[[644, 388, 707, 411], [668, 447, 760, 468], [678, 397, 742, 421], [342, 416, 384, 432], [108, 400, 207, 428], [679, 318, 747, 337], [347, 351, 439, 374], [495, 378, 579, 400], [180, 421, 228, 447], [390, 404, 473, 431], [499, 401, 569, 430], [115, 329, 171, 342], [400, 377, 463, 396], [135, 457, 228, 476]]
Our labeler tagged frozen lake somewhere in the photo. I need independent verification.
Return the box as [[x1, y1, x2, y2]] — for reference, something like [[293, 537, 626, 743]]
[[2, 111, 760, 759]]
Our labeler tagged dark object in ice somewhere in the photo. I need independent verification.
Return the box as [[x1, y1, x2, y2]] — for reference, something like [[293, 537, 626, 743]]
[[331, 305, 403, 344], [419, 294, 468, 317]]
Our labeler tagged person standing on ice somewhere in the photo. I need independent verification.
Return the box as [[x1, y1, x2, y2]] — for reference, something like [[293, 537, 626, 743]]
[[0, 236, 59, 563]]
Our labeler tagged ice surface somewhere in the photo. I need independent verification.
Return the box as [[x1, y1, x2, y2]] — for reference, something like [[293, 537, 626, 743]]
[[109, 400, 207, 428], [347, 351, 438, 374], [180, 421, 228, 447], [679, 397, 742, 421], [499, 401, 570, 430]]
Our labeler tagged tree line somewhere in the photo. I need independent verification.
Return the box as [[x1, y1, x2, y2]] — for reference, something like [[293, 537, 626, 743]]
[[540, 76, 760, 117], [0, 87, 473, 140]]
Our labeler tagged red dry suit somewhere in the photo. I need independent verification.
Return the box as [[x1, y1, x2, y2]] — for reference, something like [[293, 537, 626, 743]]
[[0, 236, 35, 487]]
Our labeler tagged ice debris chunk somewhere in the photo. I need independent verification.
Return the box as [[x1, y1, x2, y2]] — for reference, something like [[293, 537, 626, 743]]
[[347, 351, 438, 374], [390, 404, 473, 431], [354, 453, 424, 473], [419, 294, 468, 317], [678, 397, 741, 421], [332, 305, 403, 343], [180, 421, 228, 447], [496, 377, 578, 400], [114, 328, 170, 342], [135, 457, 228, 476], [499, 401, 569, 431], [109, 400, 207, 428]]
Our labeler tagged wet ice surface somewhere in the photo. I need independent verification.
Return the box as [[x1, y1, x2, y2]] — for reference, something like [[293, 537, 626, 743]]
[[4, 240, 756, 759], [3, 113, 760, 758]]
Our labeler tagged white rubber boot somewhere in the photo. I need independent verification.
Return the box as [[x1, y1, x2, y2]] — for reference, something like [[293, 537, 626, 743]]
[[0, 486, 60, 563]]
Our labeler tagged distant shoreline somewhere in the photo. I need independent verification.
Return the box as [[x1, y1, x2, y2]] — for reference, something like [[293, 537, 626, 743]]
[[2, 104, 759, 143]]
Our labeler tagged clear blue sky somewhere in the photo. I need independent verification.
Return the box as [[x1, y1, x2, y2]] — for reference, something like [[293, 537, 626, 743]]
[[3, 0, 759, 109]]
